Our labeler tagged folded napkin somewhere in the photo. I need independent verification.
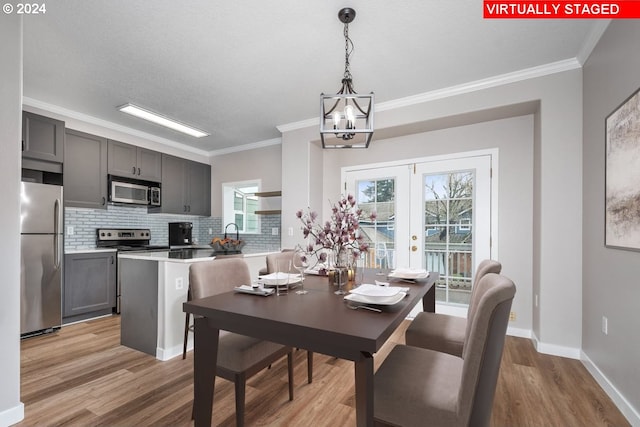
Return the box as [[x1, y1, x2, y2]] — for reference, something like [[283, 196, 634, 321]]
[[350, 284, 401, 297], [234, 285, 274, 296]]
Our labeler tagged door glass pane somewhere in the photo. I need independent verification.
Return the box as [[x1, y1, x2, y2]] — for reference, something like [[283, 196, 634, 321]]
[[423, 171, 474, 305], [356, 178, 395, 268]]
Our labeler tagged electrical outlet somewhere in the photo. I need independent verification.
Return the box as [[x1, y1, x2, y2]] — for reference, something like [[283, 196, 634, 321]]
[[272, 227, 279, 236], [509, 311, 516, 322], [67, 226, 74, 236], [208, 228, 213, 235], [602, 316, 608, 335], [175, 277, 184, 290]]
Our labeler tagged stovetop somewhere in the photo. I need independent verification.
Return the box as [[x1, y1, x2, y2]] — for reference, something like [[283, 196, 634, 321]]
[[96, 228, 169, 251]]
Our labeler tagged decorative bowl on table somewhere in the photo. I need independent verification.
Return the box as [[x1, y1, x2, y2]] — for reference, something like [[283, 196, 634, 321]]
[[210, 237, 246, 254]]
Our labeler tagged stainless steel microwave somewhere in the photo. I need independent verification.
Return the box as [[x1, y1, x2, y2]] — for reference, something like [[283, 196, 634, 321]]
[[108, 176, 161, 206]]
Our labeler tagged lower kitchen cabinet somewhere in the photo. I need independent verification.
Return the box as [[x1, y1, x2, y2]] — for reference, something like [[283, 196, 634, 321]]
[[63, 252, 116, 322]]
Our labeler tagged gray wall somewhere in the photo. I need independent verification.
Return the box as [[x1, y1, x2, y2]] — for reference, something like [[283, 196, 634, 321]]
[[321, 115, 534, 332], [0, 15, 24, 426], [583, 20, 640, 415], [210, 143, 282, 217], [282, 68, 584, 356]]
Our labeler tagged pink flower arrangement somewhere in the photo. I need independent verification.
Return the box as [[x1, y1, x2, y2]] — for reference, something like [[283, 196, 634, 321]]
[[296, 194, 377, 266]]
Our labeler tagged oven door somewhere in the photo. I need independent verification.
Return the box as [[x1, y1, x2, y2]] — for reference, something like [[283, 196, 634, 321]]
[[110, 180, 149, 205]]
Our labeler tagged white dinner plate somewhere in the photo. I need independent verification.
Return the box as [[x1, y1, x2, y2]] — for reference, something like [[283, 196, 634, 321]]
[[259, 272, 301, 285], [344, 292, 406, 306], [388, 268, 429, 280]]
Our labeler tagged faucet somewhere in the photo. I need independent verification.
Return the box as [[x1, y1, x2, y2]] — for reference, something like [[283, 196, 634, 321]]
[[224, 223, 239, 238]]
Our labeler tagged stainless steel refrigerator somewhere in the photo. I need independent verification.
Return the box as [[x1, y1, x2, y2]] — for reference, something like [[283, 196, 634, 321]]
[[20, 181, 63, 336]]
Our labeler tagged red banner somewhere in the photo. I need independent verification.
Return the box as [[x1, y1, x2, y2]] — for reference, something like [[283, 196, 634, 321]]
[[484, 1, 640, 18]]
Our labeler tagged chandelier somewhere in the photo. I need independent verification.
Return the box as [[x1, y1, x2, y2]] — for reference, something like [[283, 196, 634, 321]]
[[320, 7, 374, 149]]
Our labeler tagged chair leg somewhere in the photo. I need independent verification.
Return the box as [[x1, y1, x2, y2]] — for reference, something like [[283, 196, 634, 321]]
[[182, 312, 190, 360], [307, 351, 313, 384], [287, 350, 294, 401], [234, 374, 246, 427]]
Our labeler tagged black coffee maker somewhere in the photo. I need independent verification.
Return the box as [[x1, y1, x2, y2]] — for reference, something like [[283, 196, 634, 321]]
[[168, 222, 193, 246]]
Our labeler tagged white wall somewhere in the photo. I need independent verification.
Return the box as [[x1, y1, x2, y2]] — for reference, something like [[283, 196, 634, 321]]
[[0, 15, 25, 426], [281, 68, 583, 355], [582, 20, 640, 421]]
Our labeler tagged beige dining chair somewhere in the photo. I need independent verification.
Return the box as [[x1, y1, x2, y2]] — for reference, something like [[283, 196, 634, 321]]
[[374, 272, 516, 427], [264, 250, 314, 383], [404, 259, 502, 356], [186, 258, 295, 427]]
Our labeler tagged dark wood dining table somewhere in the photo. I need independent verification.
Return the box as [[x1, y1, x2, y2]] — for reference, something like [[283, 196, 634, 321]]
[[183, 268, 438, 427]]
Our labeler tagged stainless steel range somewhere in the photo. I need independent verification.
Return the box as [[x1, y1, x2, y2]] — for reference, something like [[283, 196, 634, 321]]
[[96, 228, 169, 313]]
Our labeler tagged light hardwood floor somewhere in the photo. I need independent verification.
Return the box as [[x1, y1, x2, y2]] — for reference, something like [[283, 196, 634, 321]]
[[18, 315, 629, 426]]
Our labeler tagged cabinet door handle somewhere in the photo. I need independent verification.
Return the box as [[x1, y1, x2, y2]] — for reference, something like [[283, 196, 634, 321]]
[[184, 205, 187, 212], [137, 167, 141, 175], [132, 166, 136, 174], [111, 256, 114, 264], [102, 197, 106, 206], [21, 140, 25, 151]]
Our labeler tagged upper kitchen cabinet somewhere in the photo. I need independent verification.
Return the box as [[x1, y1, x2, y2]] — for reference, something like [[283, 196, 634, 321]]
[[150, 154, 210, 216], [22, 111, 65, 164], [107, 140, 162, 182], [64, 129, 108, 210]]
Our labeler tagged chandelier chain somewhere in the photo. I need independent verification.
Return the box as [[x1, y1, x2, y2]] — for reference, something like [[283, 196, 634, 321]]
[[343, 23, 354, 83]]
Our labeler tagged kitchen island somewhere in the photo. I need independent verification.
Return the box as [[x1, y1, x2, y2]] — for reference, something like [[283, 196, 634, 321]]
[[118, 250, 272, 360]]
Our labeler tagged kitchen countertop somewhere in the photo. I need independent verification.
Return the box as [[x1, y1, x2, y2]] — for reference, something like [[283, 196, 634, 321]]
[[117, 249, 277, 263], [65, 248, 117, 254]]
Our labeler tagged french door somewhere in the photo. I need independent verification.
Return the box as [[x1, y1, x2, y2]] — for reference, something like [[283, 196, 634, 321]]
[[345, 154, 493, 312]]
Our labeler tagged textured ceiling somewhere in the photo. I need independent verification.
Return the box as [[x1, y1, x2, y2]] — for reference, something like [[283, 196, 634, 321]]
[[22, 0, 602, 153]]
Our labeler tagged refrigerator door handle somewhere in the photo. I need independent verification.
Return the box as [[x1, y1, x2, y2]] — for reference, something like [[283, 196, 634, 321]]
[[54, 198, 61, 269]]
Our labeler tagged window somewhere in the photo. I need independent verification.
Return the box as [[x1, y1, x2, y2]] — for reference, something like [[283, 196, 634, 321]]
[[222, 181, 260, 234]]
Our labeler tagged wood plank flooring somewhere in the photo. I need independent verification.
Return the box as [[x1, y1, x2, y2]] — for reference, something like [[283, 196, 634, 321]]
[[18, 315, 630, 426]]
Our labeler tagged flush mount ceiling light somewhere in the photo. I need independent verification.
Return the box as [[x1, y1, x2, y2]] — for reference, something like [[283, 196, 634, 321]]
[[118, 103, 209, 138], [320, 7, 374, 149]]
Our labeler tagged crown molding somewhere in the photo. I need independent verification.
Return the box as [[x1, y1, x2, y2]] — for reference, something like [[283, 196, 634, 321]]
[[208, 137, 281, 157], [21, 97, 211, 157], [576, 20, 610, 65], [277, 58, 583, 133]]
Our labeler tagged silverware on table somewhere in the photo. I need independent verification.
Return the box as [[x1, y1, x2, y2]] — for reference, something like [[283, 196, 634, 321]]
[[346, 303, 382, 313]]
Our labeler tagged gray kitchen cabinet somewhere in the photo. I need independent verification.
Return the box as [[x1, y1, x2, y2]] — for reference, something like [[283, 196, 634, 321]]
[[150, 154, 210, 216], [22, 111, 65, 164], [64, 129, 108, 209], [63, 252, 116, 321], [107, 139, 162, 182]]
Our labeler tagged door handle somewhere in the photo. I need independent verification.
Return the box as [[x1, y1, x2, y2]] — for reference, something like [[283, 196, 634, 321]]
[[137, 167, 141, 175], [102, 196, 106, 206], [412, 235, 417, 241], [132, 166, 136, 174], [411, 245, 418, 252]]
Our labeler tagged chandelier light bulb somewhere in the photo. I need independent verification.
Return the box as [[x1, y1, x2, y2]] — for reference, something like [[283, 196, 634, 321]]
[[344, 105, 355, 128], [333, 111, 342, 128]]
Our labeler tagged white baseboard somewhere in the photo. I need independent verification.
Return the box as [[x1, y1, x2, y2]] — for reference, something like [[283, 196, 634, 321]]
[[0, 402, 24, 427], [531, 332, 581, 359], [506, 326, 531, 339], [581, 351, 640, 426], [156, 339, 191, 361]]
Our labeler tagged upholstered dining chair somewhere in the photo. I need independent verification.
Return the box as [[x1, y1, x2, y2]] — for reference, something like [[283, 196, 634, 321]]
[[374, 273, 516, 427], [265, 250, 300, 274], [264, 250, 314, 383], [405, 259, 502, 356], [185, 257, 295, 427]]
